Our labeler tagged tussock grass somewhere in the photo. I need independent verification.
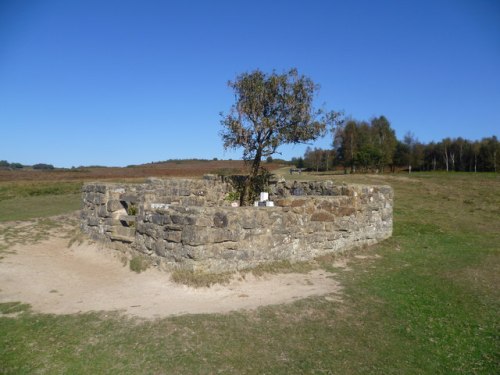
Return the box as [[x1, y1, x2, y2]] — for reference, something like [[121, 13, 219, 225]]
[[170, 268, 233, 287], [244, 259, 315, 277]]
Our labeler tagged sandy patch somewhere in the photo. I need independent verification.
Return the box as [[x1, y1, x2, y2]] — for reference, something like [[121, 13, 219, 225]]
[[0, 235, 341, 319], [354, 254, 381, 260]]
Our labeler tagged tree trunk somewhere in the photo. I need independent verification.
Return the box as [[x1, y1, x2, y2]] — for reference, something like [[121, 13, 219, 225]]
[[444, 145, 449, 172], [241, 147, 263, 206]]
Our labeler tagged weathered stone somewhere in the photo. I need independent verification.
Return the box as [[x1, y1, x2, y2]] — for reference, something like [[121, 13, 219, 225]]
[[337, 206, 356, 216], [85, 192, 106, 205], [81, 179, 393, 273], [275, 198, 292, 207], [107, 199, 123, 212], [87, 216, 100, 226], [213, 228, 241, 243], [151, 214, 167, 225], [311, 212, 335, 222], [97, 205, 109, 217], [120, 194, 139, 204], [181, 226, 206, 246], [291, 199, 307, 207], [213, 212, 228, 228], [153, 240, 167, 256], [109, 226, 135, 242], [163, 230, 182, 243]]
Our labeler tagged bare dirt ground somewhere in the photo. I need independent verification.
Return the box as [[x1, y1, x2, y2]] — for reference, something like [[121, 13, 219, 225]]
[[0, 217, 342, 319]]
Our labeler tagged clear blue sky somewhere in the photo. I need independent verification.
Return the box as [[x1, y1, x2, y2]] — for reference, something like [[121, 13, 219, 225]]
[[1, 0, 499, 167]]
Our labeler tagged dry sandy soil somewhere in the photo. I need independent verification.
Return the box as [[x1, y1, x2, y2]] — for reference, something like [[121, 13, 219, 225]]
[[0, 217, 343, 319]]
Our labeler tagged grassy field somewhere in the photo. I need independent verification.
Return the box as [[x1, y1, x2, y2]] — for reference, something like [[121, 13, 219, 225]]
[[0, 170, 498, 374], [0, 160, 278, 221], [0, 181, 82, 222]]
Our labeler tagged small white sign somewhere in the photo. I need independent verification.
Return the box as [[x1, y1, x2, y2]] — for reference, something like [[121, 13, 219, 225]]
[[151, 203, 169, 210]]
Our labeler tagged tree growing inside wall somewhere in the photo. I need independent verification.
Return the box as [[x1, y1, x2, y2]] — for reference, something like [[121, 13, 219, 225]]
[[220, 68, 341, 205]]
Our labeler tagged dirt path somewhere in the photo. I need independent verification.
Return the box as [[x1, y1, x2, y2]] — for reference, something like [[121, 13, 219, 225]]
[[0, 221, 341, 319]]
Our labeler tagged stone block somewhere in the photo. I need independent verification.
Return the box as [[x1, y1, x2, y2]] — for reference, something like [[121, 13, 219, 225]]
[[335, 206, 356, 216], [213, 228, 241, 243], [113, 226, 136, 238], [163, 229, 182, 243], [97, 205, 109, 217], [87, 216, 100, 226], [107, 200, 123, 212], [311, 211, 335, 222], [213, 212, 228, 228], [317, 200, 333, 212], [275, 198, 292, 207], [171, 214, 187, 225], [153, 240, 167, 256], [181, 226, 214, 246], [95, 194, 107, 205], [152, 214, 167, 225], [94, 184, 107, 194], [291, 199, 307, 207], [120, 194, 139, 204]]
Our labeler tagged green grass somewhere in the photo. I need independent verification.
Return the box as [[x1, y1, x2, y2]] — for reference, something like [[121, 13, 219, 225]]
[[1, 172, 499, 374], [0, 194, 81, 222], [0, 181, 82, 201], [0, 181, 82, 222]]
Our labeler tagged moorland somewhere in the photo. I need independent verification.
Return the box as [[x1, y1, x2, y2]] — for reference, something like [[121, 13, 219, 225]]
[[0, 161, 498, 374]]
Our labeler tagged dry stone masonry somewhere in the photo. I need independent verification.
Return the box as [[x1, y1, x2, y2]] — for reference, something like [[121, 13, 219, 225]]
[[81, 176, 393, 273]]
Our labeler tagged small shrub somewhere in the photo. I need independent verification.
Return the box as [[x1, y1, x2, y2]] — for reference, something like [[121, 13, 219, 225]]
[[225, 191, 240, 202], [129, 255, 150, 273], [127, 203, 137, 216]]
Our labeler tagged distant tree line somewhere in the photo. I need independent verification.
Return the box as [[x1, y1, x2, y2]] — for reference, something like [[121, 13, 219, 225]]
[[0, 161, 55, 170], [295, 116, 499, 173], [0, 160, 24, 169]]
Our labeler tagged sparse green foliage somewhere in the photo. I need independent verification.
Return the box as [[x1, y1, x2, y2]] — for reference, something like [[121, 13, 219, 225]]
[[220, 68, 341, 204], [331, 123, 499, 173], [127, 203, 137, 216], [333, 117, 397, 173], [224, 191, 240, 202], [129, 255, 150, 273]]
